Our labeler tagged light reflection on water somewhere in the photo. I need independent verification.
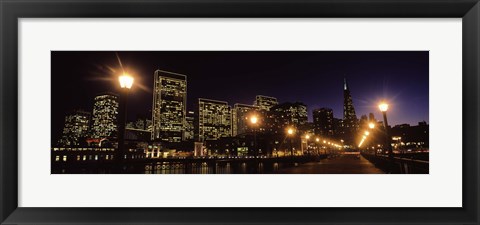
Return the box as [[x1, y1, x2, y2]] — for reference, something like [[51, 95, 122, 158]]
[[52, 160, 294, 174], [141, 162, 278, 174]]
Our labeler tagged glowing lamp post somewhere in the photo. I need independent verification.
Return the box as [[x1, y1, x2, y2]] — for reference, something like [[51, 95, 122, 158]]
[[368, 122, 377, 155], [304, 134, 310, 155], [249, 115, 259, 157], [250, 116, 258, 125], [118, 74, 134, 161], [379, 102, 393, 160], [119, 75, 134, 89], [287, 128, 295, 157]]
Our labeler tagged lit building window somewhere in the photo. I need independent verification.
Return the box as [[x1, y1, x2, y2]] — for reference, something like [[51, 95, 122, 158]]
[[152, 70, 187, 142], [91, 94, 119, 139]]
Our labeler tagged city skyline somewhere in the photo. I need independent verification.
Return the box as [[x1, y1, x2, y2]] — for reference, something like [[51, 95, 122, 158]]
[[52, 51, 428, 144], [51, 51, 429, 174]]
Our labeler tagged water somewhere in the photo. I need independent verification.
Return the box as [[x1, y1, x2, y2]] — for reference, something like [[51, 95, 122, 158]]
[[143, 161, 279, 174], [52, 161, 289, 174]]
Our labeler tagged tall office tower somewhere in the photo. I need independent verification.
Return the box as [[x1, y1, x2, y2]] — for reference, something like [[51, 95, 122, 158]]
[[91, 93, 119, 139], [254, 95, 278, 111], [184, 111, 195, 141], [232, 103, 258, 136], [58, 109, 91, 146], [198, 98, 232, 141], [343, 78, 359, 144], [359, 114, 369, 128], [152, 70, 187, 142], [332, 118, 343, 138], [269, 102, 308, 132], [313, 108, 334, 137]]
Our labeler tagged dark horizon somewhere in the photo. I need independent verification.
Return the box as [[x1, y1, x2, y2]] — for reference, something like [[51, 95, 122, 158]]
[[51, 51, 429, 143]]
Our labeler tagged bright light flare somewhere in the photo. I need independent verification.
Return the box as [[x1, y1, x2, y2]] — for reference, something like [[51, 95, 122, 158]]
[[250, 115, 258, 125], [358, 139, 365, 148], [119, 74, 134, 89], [379, 102, 389, 112], [287, 128, 295, 135], [368, 122, 375, 129]]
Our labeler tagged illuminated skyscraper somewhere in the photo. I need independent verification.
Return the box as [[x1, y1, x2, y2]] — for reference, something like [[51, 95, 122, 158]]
[[254, 95, 278, 111], [343, 78, 358, 144], [152, 70, 187, 142], [58, 109, 91, 146], [269, 102, 308, 132], [313, 108, 334, 137], [184, 111, 195, 141], [232, 103, 258, 136], [91, 93, 119, 139], [198, 98, 232, 141]]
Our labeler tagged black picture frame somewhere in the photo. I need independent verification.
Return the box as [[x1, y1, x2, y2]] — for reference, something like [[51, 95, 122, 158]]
[[1, 0, 479, 224]]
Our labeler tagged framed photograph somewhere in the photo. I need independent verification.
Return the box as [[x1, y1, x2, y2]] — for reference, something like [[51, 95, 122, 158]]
[[1, 0, 478, 224]]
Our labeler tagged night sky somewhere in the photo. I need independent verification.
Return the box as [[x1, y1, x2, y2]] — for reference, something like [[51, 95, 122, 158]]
[[51, 51, 429, 143]]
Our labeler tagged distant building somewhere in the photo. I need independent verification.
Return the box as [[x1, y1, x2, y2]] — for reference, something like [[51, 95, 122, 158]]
[[91, 93, 119, 139], [342, 78, 359, 145], [390, 121, 429, 150], [125, 117, 152, 141], [126, 118, 152, 131], [232, 103, 258, 136], [58, 109, 91, 146], [313, 108, 334, 137], [184, 111, 195, 141], [268, 102, 308, 133], [359, 114, 369, 129], [254, 95, 278, 111], [152, 70, 187, 142], [125, 128, 152, 141], [198, 98, 232, 141], [332, 118, 343, 138], [368, 113, 376, 122]]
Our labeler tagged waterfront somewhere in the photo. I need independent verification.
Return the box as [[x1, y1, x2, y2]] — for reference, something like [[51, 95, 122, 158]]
[[52, 155, 326, 174], [51, 153, 428, 174]]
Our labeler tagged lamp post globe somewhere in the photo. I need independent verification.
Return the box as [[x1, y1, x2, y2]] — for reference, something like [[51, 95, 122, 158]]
[[249, 115, 259, 157], [379, 102, 394, 165]]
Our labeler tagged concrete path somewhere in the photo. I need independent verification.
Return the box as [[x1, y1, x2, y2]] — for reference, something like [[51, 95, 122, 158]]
[[279, 154, 384, 174]]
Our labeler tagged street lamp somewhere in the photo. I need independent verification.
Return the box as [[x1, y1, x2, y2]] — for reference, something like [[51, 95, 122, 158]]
[[287, 127, 295, 157], [315, 137, 320, 155], [304, 134, 310, 155], [117, 73, 134, 162], [119, 74, 134, 89], [250, 115, 258, 125], [249, 115, 259, 157], [379, 103, 389, 112], [379, 102, 393, 160], [368, 122, 377, 155], [287, 128, 294, 135]]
